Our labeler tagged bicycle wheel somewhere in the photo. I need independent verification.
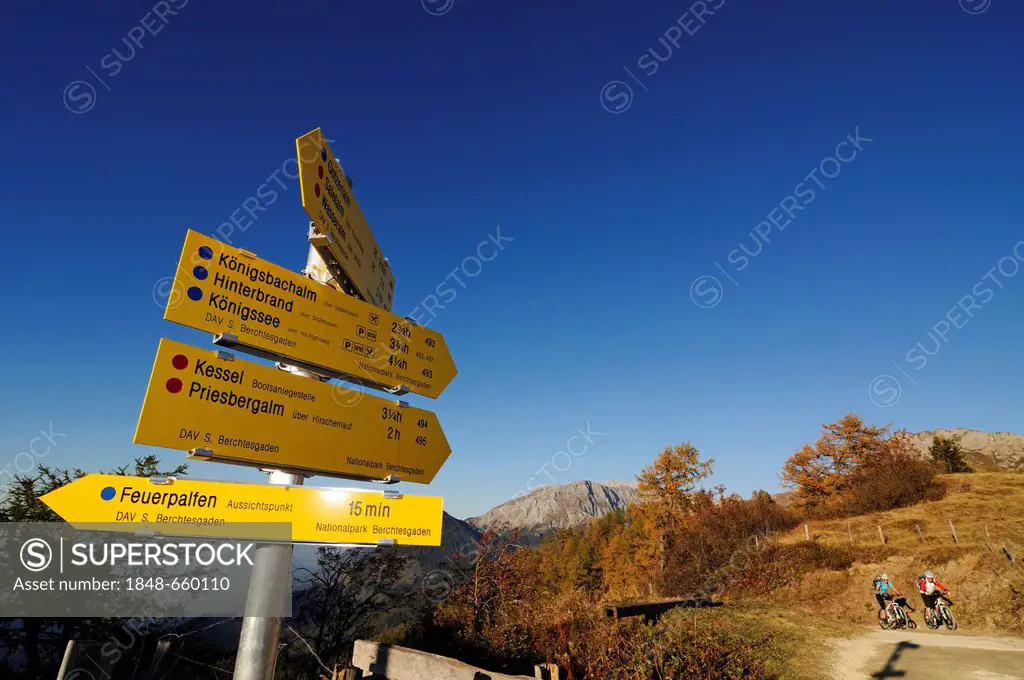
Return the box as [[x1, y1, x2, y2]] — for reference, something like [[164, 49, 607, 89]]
[[877, 607, 891, 630], [907, 616, 917, 630], [894, 606, 908, 629], [942, 605, 957, 631]]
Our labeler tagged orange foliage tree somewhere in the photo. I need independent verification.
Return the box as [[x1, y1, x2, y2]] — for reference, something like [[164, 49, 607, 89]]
[[636, 442, 714, 521], [599, 507, 660, 599], [781, 414, 941, 514], [780, 413, 889, 510], [634, 442, 714, 594]]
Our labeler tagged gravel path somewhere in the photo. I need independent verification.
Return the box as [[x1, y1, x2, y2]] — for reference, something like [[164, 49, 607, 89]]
[[830, 629, 1024, 679]]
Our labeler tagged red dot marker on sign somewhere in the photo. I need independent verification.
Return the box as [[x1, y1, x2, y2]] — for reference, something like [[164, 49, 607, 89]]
[[318, 166, 324, 179], [166, 378, 183, 394], [172, 354, 188, 370], [314, 183, 321, 198]]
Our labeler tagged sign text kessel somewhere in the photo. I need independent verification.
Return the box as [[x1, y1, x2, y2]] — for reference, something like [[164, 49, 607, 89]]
[[135, 338, 452, 484]]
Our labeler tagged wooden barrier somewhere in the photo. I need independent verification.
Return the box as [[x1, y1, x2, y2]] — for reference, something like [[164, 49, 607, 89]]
[[352, 640, 535, 679], [604, 597, 719, 623]]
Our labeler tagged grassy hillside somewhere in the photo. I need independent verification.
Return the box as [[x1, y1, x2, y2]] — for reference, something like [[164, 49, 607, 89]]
[[779, 473, 1024, 549], [761, 473, 1024, 635]]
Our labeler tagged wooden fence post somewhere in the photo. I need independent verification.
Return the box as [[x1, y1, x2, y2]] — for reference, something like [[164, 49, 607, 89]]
[[985, 526, 993, 552], [916, 525, 925, 544], [847, 523, 853, 545], [754, 535, 759, 549], [877, 525, 886, 545], [55, 641, 78, 680], [804, 524, 810, 541], [536, 663, 562, 679], [949, 520, 959, 545]]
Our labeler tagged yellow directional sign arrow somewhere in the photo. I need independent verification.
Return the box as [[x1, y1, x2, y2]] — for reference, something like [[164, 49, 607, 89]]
[[40, 474, 444, 547], [134, 338, 452, 484], [297, 127, 396, 311], [164, 229, 456, 399]]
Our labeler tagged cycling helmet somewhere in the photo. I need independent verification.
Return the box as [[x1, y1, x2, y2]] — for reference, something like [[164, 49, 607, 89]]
[[880, 574, 889, 580], [923, 570, 935, 579]]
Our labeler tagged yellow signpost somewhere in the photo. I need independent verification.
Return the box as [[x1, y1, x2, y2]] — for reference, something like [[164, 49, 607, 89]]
[[57, 126, 458, 677], [296, 127, 396, 311], [134, 338, 452, 484], [165, 229, 456, 399], [40, 474, 444, 547]]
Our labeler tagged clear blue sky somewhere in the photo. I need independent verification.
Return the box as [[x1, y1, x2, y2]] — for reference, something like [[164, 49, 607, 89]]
[[1, 0, 1022, 519]]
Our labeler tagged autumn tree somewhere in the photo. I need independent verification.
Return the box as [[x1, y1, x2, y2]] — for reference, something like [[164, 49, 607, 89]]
[[929, 435, 972, 473], [782, 419, 942, 516], [433, 528, 545, 666], [538, 511, 625, 597], [780, 414, 889, 511], [599, 507, 660, 599], [291, 546, 410, 676], [637, 442, 714, 520], [635, 442, 714, 593]]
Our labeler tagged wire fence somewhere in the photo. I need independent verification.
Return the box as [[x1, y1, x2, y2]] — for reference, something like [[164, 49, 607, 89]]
[[796, 520, 1020, 569]]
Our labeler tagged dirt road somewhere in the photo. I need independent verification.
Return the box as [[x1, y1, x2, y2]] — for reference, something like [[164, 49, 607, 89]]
[[831, 629, 1024, 679]]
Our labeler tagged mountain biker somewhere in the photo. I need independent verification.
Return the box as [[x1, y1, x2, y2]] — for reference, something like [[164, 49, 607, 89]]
[[918, 570, 950, 622], [873, 573, 896, 622]]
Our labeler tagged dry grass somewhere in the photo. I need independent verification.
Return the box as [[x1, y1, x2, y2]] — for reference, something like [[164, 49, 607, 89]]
[[780, 473, 1024, 551], [692, 602, 862, 680], [765, 473, 1024, 635]]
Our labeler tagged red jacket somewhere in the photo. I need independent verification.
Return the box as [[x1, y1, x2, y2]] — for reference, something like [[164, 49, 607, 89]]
[[918, 577, 947, 594]]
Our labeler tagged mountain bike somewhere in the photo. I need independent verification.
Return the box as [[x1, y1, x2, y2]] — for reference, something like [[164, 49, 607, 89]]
[[924, 595, 957, 630], [877, 595, 915, 630]]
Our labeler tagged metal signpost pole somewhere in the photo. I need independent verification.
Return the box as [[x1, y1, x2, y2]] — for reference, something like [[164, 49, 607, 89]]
[[233, 244, 345, 680], [233, 470, 304, 680]]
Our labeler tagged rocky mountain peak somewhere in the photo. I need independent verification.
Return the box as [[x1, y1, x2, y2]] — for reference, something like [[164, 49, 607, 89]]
[[466, 480, 640, 545]]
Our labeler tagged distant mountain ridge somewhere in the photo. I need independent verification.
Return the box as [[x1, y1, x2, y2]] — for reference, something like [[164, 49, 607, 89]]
[[905, 428, 1024, 472], [467, 480, 640, 545]]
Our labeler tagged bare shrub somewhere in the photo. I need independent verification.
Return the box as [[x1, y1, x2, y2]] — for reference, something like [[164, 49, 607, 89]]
[[836, 453, 945, 516]]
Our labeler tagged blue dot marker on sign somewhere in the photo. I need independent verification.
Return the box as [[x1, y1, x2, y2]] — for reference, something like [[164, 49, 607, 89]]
[[198, 246, 213, 260], [187, 286, 203, 301], [100, 486, 116, 501], [193, 266, 208, 280], [321, 148, 327, 161]]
